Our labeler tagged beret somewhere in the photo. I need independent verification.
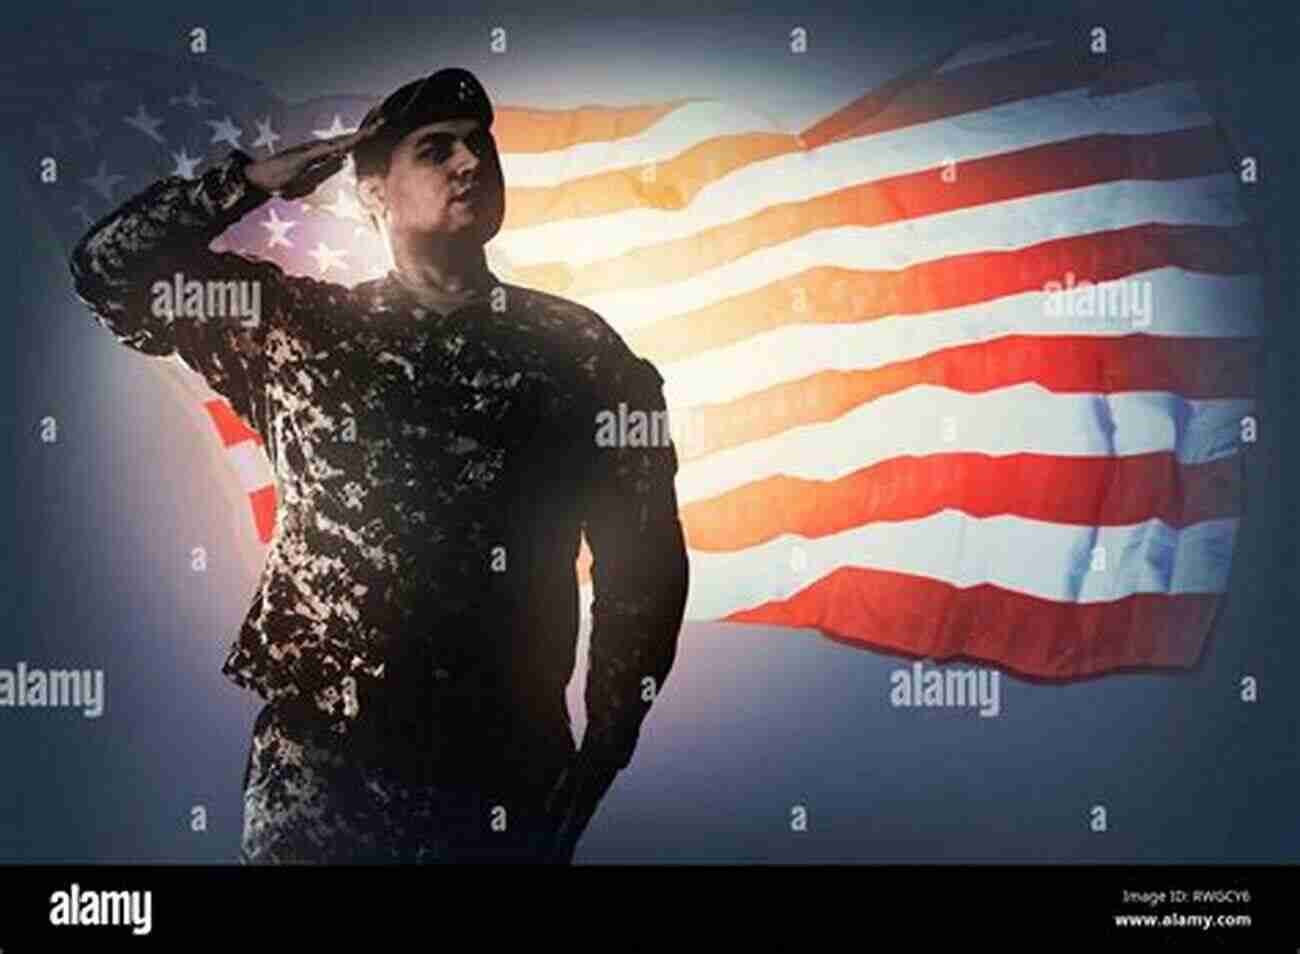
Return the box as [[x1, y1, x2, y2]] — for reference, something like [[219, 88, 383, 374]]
[[352, 68, 494, 177]]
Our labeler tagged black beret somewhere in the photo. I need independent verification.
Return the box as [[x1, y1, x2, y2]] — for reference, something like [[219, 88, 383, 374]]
[[352, 68, 494, 177]]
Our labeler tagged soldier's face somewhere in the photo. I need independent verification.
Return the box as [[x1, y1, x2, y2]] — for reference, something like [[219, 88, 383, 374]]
[[363, 118, 505, 246]]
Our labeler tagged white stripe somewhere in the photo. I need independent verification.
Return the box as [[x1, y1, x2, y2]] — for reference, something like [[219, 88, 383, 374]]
[[498, 100, 784, 188], [581, 174, 1248, 333], [660, 269, 1262, 407], [672, 387, 1252, 505], [226, 440, 274, 494], [575, 514, 1237, 621], [937, 33, 1055, 73], [679, 515, 1238, 619], [494, 81, 1211, 267]]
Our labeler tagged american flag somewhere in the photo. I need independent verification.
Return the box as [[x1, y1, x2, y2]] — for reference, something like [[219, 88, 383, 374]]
[[17, 28, 1262, 680]]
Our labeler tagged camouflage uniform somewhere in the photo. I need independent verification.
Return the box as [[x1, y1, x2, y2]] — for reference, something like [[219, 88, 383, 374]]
[[69, 150, 690, 863]]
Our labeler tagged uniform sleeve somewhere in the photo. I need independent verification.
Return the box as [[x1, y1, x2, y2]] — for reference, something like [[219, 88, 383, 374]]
[[580, 345, 690, 771], [68, 149, 315, 439]]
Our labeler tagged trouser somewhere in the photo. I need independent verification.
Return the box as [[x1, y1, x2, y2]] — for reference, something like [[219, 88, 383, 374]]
[[239, 692, 577, 864]]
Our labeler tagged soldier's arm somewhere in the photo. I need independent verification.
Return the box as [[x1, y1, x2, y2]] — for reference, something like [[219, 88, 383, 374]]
[[69, 148, 284, 347], [68, 150, 292, 433], [580, 347, 690, 772], [69, 120, 382, 436]]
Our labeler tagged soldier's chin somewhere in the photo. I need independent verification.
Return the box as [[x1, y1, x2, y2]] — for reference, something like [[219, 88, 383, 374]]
[[429, 202, 502, 246]]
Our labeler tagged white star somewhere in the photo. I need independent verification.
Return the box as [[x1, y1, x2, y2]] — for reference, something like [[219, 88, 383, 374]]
[[206, 116, 243, 149], [260, 207, 298, 248], [171, 147, 201, 179], [124, 104, 164, 143], [312, 115, 356, 139], [170, 85, 214, 110], [321, 187, 365, 222], [307, 241, 348, 275], [83, 161, 125, 201], [251, 116, 281, 154]]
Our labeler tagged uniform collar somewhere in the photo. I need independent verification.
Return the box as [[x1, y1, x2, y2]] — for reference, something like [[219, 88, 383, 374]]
[[381, 267, 502, 318]]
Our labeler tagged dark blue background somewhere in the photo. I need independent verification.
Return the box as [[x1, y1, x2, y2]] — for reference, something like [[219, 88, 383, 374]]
[[2, 0, 1296, 863]]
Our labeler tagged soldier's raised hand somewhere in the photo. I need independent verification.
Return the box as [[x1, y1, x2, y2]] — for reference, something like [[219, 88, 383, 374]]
[[244, 114, 386, 199]]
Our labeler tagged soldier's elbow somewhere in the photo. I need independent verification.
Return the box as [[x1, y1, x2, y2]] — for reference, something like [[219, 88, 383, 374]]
[[69, 231, 109, 306]]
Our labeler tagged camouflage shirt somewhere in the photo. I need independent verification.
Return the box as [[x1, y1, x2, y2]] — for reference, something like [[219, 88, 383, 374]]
[[69, 150, 689, 771]]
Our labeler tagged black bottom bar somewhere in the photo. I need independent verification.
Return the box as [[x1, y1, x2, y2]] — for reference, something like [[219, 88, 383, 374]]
[[0, 863, 1292, 949]]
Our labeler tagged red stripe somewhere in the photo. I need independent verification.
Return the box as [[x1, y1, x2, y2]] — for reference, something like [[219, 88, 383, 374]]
[[249, 486, 276, 544], [494, 100, 688, 154], [726, 566, 1221, 679], [874, 126, 1223, 224], [204, 399, 261, 447], [802, 43, 1191, 148], [522, 126, 1228, 298], [683, 453, 1244, 552], [628, 224, 1258, 365], [675, 335, 1259, 463], [498, 47, 1198, 231]]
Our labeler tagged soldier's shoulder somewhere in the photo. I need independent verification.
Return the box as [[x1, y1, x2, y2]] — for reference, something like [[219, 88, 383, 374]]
[[350, 275, 399, 310], [507, 283, 629, 353], [507, 283, 667, 401]]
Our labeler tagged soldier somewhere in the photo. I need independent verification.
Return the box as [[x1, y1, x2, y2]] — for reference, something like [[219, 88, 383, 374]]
[[69, 67, 689, 863]]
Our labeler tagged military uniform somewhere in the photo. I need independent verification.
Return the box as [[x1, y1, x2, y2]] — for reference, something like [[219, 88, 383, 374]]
[[69, 149, 690, 862]]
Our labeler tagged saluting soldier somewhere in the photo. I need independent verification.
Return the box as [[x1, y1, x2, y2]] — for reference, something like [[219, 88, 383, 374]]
[[70, 67, 689, 864]]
